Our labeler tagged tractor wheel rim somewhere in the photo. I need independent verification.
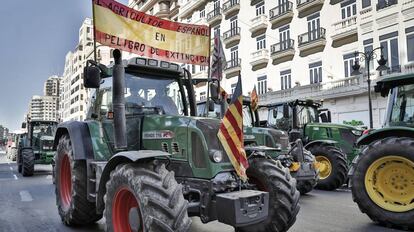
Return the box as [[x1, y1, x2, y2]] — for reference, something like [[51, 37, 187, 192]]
[[315, 156, 332, 180], [112, 187, 143, 232], [365, 156, 414, 212], [59, 154, 72, 209]]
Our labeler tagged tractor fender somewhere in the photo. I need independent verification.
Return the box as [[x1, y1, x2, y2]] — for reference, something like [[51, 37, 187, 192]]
[[304, 139, 338, 150], [53, 121, 94, 160], [356, 127, 414, 146], [96, 150, 171, 213]]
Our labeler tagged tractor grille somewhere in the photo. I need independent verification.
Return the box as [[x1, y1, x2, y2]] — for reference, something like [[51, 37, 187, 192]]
[[171, 142, 180, 153], [195, 119, 229, 163], [161, 142, 169, 153]]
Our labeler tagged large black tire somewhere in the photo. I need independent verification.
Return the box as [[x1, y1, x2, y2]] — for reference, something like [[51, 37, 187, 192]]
[[238, 158, 300, 232], [55, 135, 102, 225], [17, 150, 22, 173], [296, 151, 319, 195], [309, 144, 347, 190], [351, 137, 414, 231], [21, 149, 34, 177], [104, 162, 191, 232]]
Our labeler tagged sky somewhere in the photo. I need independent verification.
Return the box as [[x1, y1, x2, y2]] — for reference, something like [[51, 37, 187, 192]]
[[0, 0, 128, 131]]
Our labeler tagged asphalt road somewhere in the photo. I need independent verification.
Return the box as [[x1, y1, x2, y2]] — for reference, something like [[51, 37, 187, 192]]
[[0, 150, 402, 232]]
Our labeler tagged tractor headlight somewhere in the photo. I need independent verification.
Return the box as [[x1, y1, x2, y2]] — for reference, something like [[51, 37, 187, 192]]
[[210, 150, 224, 163], [351, 130, 363, 136]]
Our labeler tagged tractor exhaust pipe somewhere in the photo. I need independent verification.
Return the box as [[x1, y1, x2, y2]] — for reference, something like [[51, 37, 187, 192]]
[[112, 49, 127, 150]]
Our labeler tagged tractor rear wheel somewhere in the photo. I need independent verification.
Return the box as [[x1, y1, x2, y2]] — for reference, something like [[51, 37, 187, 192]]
[[309, 144, 347, 190], [21, 149, 34, 177], [55, 135, 102, 225], [238, 158, 300, 232], [17, 150, 22, 173], [296, 152, 319, 195], [104, 162, 191, 232], [351, 137, 414, 230]]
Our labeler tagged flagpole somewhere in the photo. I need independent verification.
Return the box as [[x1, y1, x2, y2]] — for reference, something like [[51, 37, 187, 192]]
[[92, 0, 98, 62], [205, 25, 212, 117]]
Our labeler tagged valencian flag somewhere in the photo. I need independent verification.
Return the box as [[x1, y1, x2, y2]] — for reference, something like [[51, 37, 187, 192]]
[[211, 33, 226, 81], [217, 76, 249, 181], [250, 85, 258, 111], [219, 86, 228, 101], [93, 0, 210, 65]]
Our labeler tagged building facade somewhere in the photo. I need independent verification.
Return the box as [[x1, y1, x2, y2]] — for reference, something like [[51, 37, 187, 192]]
[[28, 95, 58, 121], [59, 18, 113, 122], [129, 0, 414, 128]]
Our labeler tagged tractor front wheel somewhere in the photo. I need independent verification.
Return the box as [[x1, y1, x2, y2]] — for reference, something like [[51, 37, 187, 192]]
[[21, 149, 34, 177], [237, 158, 300, 232], [351, 137, 414, 230], [55, 135, 102, 225], [104, 162, 191, 232], [309, 144, 347, 190]]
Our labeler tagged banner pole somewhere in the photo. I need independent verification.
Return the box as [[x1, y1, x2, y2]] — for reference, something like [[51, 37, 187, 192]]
[[205, 25, 212, 117], [92, 0, 98, 62]]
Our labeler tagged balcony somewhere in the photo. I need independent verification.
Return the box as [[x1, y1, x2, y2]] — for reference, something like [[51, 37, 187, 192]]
[[331, 16, 358, 48], [377, 0, 398, 11], [250, 49, 270, 70], [269, 2, 294, 29], [330, 0, 346, 4], [224, 59, 241, 78], [296, 0, 324, 18], [298, 28, 326, 56], [207, 8, 222, 26], [249, 15, 268, 36], [223, 0, 240, 18], [223, 27, 241, 48], [271, 39, 295, 65], [179, 0, 208, 18]]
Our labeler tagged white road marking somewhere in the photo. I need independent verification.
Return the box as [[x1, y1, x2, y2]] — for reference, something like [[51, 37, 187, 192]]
[[19, 190, 33, 202], [13, 174, 18, 180], [46, 175, 52, 180], [9, 166, 13, 171]]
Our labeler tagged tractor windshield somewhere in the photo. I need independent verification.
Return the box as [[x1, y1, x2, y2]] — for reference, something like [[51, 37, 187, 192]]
[[99, 73, 188, 116], [296, 104, 319, 127], [31, 122, 57, 149], [389, 84, 414, 126], [267, 105, 291, 131]]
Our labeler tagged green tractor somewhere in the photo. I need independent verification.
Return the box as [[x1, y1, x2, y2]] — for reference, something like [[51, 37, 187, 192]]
[[52, 51, 300, 231], [264, 100, 363, 190], [350, 74, 414, 230], [18, 120, 57, 176], [197, 98, 319, 194]]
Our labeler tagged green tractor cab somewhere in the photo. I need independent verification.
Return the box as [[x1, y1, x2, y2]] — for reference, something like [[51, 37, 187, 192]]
[[197, 98, 319, 195], [17, 120, 57, 176], [52, 51, 300, 232], [350, 73, 414, 230], [263, 99, 362, 190]]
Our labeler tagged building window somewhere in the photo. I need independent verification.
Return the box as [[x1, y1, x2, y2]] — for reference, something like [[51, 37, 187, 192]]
[[380, 32, 400, 72], [200, 65, 206, 71], [200, 9, 205, 18], [307, 14, 320, 41], [231, 83, 236, 94], [280, 70, 292, 90], [279, 26, 291, 50], [192, 65, 196, 74], [213, 25, 220, 37], [406, 28, 414, 62], [343, 53, 359, 77], [230, 16, 238, 31], [257, 76, 267, 95], [213, 0, 220, 9], [341, 0, 357, 19], [362, 0, 371, 8], [309, 61, 322, 84], [256, 34, 266, 50], [230, 46, 239, 66], [256, 1, 265, 16]]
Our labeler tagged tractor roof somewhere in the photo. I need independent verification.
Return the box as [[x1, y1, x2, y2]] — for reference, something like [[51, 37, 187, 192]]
[[375, 73, 414, 97], [261, 99, 322, 109]]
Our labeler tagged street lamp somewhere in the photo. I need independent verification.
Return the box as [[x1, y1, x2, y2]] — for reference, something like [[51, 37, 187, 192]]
[[351, 46, 388, 129]]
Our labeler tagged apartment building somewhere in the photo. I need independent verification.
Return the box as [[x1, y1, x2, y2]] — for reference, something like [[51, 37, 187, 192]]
[[44, 75, 60, 97], [59, 18, 113, 122], [130, 0, 414, 128]]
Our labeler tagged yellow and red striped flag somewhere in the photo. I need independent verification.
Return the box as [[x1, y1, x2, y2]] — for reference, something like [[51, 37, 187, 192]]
[[219, 86, 228, 101], [217, 76, 249, 181], [251, 85, 258, 111]]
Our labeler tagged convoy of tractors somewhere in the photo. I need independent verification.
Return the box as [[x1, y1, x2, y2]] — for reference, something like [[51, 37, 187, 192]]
[[5, 51, 413, 231]]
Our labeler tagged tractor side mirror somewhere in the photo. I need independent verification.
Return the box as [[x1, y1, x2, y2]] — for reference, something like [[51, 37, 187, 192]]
[[21, 122, 26, 129], [84, 65, 101, 88], [210, 81, 220, 103], [320, 113, 328, 122], [283, 104, 289, 118]]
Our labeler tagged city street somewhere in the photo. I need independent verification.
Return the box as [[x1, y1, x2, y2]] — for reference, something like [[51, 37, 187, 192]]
[[0, 150, 401, 232]]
